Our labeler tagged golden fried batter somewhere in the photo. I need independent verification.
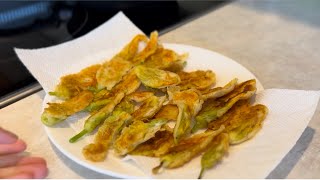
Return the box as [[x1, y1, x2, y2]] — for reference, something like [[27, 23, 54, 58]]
[[178, 70, 216, 91], [82, 111, 132, 161], [227, 104, 267, 144], [135, 65, 181, 89], [127, 91, 155, 103], [199, 133, 229, 178], [50, 64, 101, 99], [173, 104, 192, 144], [114, 98, 135, 114], [164, 53, 188, 73], [154, 104, 179, 121], [96, 57, 133, 90], [132, 96, 166, 121], [209, 99, 268, 144], [132, 31, 159, 64], [96, 32, 156, 91], [143, 47, 187, 72], [86, 70, 141, 113], [130, 129, 174, 157], [193, 79, 257, 132], [115, 34, 148, 61], [171, 88, 203, 116], [41, 90, 94, 126], [110, 70, 141, 96], [95, 34, 147, 90], [208, 100, 251, 130], [114, 119, 167, 155], [152, 126, 224, 173], [169, 89, 204, 143], [201, 78, 238, 100]]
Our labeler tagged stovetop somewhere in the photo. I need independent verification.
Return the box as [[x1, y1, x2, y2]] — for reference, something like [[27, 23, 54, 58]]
[[0, 1, 228, 108]]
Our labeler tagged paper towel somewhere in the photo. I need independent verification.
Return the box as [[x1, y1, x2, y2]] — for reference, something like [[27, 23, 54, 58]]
[[15, 12, 143, 93], [14, 12, 320, 178], [125, 89, 320, 178]]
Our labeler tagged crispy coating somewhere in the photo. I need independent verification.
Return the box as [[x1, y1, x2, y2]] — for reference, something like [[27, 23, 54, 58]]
[[95, 34, 147, 90], [219, 79, 256, 102], [114, 119, 167, 155], [93, 89, 110, 101], [41, 91, 94, 126], [135, 65, 181, 89], [110, 70, 141, 96], [69, 92, 125, 143], [193, 79, 257, 132], [226, 104, 268, 144], [132, 31, 159, 64], [127, 91, 155, 103], [201, 78, 238, 100], [132, 96, 166, 121], [208, 100, 250, 130], [152, 126, 225, 174], [114, 98, 135, 114], [178, 70, 216, 91], [143, 48, 177, 69], [171, 88, 203, 116], [143, 47, 188, 72], [96, 32, 156, 91], [85, 70, 140, 113], [82, 111, 132, 161], [115, 34, 148, 61], [199, 133, 229, 179], [173, 104, 193, 144], [85, 70, 141, 114], [83, 92, 125, 132], [50, 64, 101, 100], [130, 129, 174, 157], [154, 104, 179, 121], [170, 89, 204, 143], [96, 57, 133, 90], [209, 99, 268, 144], [164, 53, 188, 73], [85, 99, 112, 112]]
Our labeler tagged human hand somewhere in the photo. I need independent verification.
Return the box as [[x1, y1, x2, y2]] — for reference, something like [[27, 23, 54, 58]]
[[0, 127, 48, 179]]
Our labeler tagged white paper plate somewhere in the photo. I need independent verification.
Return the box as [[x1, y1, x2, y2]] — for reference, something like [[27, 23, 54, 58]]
[[43, 44, 264, 178]]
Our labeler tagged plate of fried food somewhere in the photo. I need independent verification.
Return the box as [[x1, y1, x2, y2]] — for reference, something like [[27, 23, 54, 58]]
[[41, 31, 268, 178]]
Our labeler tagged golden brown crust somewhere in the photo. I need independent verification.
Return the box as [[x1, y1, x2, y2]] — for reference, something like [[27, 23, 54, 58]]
[[130, 130, 174, 157], [178, 70, 216, 91], [51, 64, 101, 99], [154, 104, 179, 121]]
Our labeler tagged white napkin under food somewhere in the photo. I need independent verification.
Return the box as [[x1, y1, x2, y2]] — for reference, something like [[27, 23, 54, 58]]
[[125, 89, 320, 179], [15, 12, 320, 178], [15, 12, 143, 94]]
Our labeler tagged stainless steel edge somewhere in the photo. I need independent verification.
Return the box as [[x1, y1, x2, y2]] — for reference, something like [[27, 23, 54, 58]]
[[0, 83, 42, 109]]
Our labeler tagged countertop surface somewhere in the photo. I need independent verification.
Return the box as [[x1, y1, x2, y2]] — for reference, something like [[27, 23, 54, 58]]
[[1, 0, 320, 178]]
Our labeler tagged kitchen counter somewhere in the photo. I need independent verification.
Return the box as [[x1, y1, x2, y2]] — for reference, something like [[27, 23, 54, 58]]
[[1, 0, 320, 178]]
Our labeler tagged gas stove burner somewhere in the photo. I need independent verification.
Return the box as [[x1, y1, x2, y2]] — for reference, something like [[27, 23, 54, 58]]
[[0, 1, 54, 30]]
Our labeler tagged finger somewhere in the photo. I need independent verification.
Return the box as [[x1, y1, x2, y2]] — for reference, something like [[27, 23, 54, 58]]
[[0, 155, 46, 168], [0, 154, 23, 168], [0, 139, 26, 155], [17, 156, 47, 166], [0, 163, 48, 179], [4, 172, 33, 179], [0, 127, 18, 144]]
